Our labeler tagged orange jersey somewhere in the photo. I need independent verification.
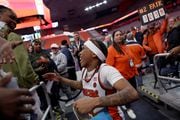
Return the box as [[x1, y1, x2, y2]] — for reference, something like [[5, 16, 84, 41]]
[[126, 42, 146, 68], [106, 45, 137, 80]]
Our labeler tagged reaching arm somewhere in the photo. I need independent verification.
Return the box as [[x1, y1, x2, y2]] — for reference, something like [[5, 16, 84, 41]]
[[43, 72, 83, 89], [159, 15, 168, 34], [167, 45, 180, 58], [0, 73, 34, 120], [0, 36, 23, 64], [59, 76, 83, 89], [0, 37, 14, 64], [142, 35, 152, 52]]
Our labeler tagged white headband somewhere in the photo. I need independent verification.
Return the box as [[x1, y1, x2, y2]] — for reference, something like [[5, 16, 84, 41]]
[[84, 40, 106, 62]]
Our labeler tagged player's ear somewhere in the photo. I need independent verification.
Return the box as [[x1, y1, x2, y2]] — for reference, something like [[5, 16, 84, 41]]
[[91, 52, 97, 59]]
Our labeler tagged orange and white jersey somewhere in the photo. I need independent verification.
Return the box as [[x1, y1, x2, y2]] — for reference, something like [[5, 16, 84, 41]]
[[81, 63, 125, 120]]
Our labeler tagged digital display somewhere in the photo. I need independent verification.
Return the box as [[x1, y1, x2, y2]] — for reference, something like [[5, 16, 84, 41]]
[[138, 0, 166, 25]]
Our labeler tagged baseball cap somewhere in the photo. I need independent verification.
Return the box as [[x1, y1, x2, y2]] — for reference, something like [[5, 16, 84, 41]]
[[50, 43, 59, 48]]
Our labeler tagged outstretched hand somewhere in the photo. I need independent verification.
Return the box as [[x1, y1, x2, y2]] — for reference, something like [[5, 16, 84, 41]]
[[73, 97, 98, 114], [0, 88, 35, 120], [0, 38, 23, 64], [11, 41, 23, 49], [166, 46, 180, 59], [0, 72, 35, 120], [0, 73, 35, 120], [42, 72, 61, 82], [0, 41, 15, 64]]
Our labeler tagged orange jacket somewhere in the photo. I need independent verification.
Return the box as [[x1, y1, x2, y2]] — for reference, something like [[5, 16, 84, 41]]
[[143, 19, 168, 54], [106, 45, 137, 80], [153, 19, 168, 53], [126, 42, 146, 68], [143, 34, 158, 55]]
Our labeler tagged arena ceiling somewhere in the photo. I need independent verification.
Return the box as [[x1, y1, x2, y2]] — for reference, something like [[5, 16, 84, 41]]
[[43, 0, 152, 31]]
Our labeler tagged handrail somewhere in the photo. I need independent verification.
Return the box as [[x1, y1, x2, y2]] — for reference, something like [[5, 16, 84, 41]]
[[153, 53, 180, 83], [29, 82, 55, 120]]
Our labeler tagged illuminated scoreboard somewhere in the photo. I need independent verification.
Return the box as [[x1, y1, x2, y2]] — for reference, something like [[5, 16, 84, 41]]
[[138, 0, 166, 25]]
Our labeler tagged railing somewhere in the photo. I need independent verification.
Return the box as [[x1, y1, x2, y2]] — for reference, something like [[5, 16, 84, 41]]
[[153, 53, 180, 93], [29, 82, 55, 120]]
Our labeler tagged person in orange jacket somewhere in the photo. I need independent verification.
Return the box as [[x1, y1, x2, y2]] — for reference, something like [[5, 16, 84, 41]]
[[106, 31, 138, 82], [106, 30, 138, 119], [143, 14, 168, 63], [126, 32, 147, 86], [126, 32, 147, 68]]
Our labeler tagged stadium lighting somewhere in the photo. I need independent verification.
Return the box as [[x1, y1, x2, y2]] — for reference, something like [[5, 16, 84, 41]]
[[85, 0, 108, 11]]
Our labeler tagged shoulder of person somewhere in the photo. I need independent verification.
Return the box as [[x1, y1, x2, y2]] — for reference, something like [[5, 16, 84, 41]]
[[107, 45, 115, 51], [7, 32, 22, 41], [99, 63, 114, 71], [59, 52, 66, 56], [99, 63, 121, 78]]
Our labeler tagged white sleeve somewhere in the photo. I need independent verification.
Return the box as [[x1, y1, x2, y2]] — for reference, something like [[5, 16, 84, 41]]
[[100, 65, 124, 88]]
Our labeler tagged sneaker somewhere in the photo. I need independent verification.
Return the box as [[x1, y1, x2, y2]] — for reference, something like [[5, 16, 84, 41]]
[[53, 109, 65, 120], [127, 109, 136, 119], [53, 106, 65, 115], [65, 100, 74, 107]]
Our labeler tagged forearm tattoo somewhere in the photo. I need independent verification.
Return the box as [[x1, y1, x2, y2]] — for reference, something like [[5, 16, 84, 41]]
[[61, 77, 83, 89], [99, 87, 138, 107]]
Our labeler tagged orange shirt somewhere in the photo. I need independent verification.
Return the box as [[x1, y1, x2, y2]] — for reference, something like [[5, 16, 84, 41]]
[[126, 42, 146, 68], [106, 45, 137, 80]]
